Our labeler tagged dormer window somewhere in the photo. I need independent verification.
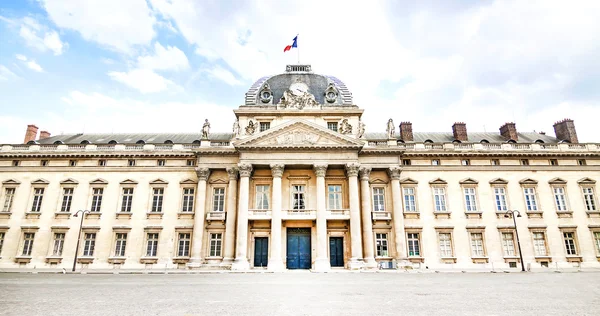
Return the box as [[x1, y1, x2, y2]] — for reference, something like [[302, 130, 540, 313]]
[[327, 122, 338, 132], [259, 122, 271, 132]]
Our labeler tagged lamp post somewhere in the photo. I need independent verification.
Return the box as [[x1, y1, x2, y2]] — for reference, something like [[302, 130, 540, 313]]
[[72, 210, 90, 272], [505, 210, 526, 272]]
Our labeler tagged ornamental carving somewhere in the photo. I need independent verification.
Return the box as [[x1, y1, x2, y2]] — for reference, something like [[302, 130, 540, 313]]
[[238, 163, 253, 177], [313, 164, 328, 177], [265, 131, 321, 145], [359, 167, 371, 181], [232, 119, 240, 138], [226, 167, 239, 180], [324, 82, 339, 103], [338, 119, 352, 135], [259, 83, 273, 104], [345, 163, 360, 177], [387, 166, 402, 180], [245, 120, 257, 136], [278, 81, 319, 110], [357, 121, 365, 138], [386, 118, 395, 139], [202, 119, 210, 139], [195, 167, 211, 181], [270, 164, 285, 178]]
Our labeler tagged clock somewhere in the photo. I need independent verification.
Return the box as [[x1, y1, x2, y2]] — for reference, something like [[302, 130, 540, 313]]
[[289, 82, 308, 96]]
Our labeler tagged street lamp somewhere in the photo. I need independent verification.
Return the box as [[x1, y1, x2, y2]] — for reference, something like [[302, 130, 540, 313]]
[[505, 210, 526, 272], [72, 210, 90, 272]]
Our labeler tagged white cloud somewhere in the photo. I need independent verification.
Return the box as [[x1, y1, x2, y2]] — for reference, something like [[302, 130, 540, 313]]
[[14, 55, 44, 72], [108, 68, 180, 93], [204, 66, 242, 86], [0, 65, 18, 81], [15, 54, 27, 61], [137, 42, 189, 71], [19, 17, 66, 55]]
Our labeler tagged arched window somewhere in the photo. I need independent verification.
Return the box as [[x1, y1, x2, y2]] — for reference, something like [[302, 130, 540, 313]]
[[192, 140, 201, 145], [80, 140, 91, 145], [396, 140, 405, 144], [136, 140, 145, 145], [164, 140, 174, 144], [507, 139, 517, 144], [53, 140, 64, 145], [534, 139, 545, 144], [108, 140, 118, 144], [480, 139, 489, 144], [452, 139, 462, 144], [27, 140, 38, 145], [424, 139, 434, 144]]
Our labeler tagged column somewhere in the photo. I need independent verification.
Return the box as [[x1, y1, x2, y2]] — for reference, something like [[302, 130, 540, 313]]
[[221, 167, 238, 265], [359, 167, 377, 269], [346, 163, 363, 269], [232, 163, 252, 270], [314, 163, 330, 272], [268, 164, 285, 271], [389, 166, 408, 266], [188, 167, 210, 268]]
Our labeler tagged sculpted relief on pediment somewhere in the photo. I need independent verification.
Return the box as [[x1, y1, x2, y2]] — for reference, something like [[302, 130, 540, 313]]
[[264, 130, 334, 146]]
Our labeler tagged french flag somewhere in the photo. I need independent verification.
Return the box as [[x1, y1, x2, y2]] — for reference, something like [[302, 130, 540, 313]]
[[283, 35, 298, 52]]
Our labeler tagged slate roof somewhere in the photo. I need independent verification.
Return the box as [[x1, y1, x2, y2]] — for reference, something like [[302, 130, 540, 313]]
[[364, 132, 560, 143]]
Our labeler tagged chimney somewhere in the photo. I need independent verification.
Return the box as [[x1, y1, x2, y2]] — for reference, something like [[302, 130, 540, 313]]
[[553, 119, 578, 143], [499, 122, 518, 142], [24, 124, 38, 144], [399, 122, 413, 141], [452, 122, 468, 142], [39, 131, 51, 140]]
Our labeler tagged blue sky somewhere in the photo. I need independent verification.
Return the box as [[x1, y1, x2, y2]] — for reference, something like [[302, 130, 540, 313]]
[[1, 0, 599, 143]]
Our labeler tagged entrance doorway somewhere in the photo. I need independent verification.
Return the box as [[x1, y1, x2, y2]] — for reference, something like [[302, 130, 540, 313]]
[[286, 228, 311, 269], [254, 237, 268, 267], [329, 237, 344, 267]]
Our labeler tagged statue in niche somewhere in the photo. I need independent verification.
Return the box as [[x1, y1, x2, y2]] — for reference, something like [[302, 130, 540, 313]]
[[357, 121, 365, 138], [386, 118, 395, 139], [278, 81, 319, 110], [202, 119, 211, 139], [245, 120, 256, 135], [232, 119, 240, 138], [338, 119, 353, 135]]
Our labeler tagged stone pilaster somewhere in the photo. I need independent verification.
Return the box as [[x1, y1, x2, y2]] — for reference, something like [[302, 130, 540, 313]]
[[359, 167, 377, 269], [313, 163, 330, 272], [388, 166, 408, 267], [232, 163, 252, 270], [268, 164, 285, 271], [346, 163, 363, 269], [221, 167, 238, 265], [187, 167, 210, 268]]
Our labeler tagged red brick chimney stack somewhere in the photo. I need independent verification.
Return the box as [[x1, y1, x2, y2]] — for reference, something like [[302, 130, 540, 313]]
[[24, 124, 38, 144], [499, 122, 518, 142], [39, 131, 51, 140], [399, 122, 413, 141], [452, 122, 468, 142], [553, 119, 578, 144]]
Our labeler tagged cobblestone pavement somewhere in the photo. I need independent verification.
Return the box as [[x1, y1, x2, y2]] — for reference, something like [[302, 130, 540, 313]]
[[0, 272, 599, 316]]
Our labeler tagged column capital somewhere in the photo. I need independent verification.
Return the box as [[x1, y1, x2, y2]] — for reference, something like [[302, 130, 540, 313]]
[[345, 163, 360, 177], [195, 167, 210, 181], [270, 164, 285, 178], [313, 164, 328, 177], [226, 167, 239, 180], [387, 166, 402, 180], [238, 163, 253, 177], [358, 167, 371, 181]]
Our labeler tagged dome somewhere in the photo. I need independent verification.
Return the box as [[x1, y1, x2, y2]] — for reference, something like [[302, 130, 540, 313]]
[[245, 65, 353, 106]]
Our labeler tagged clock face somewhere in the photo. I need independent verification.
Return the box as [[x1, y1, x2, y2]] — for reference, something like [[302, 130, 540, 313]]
[[290, 82, 308, 96]]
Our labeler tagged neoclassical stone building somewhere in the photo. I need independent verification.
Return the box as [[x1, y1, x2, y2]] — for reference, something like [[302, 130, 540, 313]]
[[1, 64, 600, 272]]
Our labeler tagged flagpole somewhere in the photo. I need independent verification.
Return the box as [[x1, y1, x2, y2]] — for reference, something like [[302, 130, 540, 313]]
[[297, 34, 300, 64]]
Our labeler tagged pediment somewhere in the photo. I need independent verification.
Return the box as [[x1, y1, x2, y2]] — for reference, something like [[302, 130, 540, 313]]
[[369, 178, 389, 185], [429, 178, 447, 185], [120, 179, 138, 185], [2, 179, 21, 185], [209, 178, 229, 184], [489, 178, 508, 185], [150, 178, 169, 185], [548, 177, 567, 185], [234, 119, 364, 149], [519, 178, 538, 185], [399, 177, 418, 185], [60, 178, 79, 185], [89, 178, 108, 185], [180, 179, 198, 185], [31, 178, 50, 185], [577, 177, 596, 185], [459, 178, 479, 185]]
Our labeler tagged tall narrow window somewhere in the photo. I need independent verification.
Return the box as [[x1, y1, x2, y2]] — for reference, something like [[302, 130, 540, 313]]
[[255, 185, 270, 210], [563, 232, 577, 255], [31, 188, 44, 212], [177, 233, 191, 257], [523, 188, 538, 211], [470, 233, 485, 257], [292, 185, 305, 210], [146, 233, 159, 257], [60, 188, 74, 213], [114, 233, 127, 257], [328, 185, 342, 210], [209, 233, 223, 257], [151, 188, 164, 213], [22, 233, 35, 256], [375, 233, 388, 257], [372, 187, 385, 212], [403, 188, 416, 212], [593, 232, 600, 255], [181, 188, 195, 212], [121, 188, 134, 212], [494, 187, 508, 212], [90, 188, 103, 212], [212, 188, 225, 212], [501, 232, 516, 256], [532, 232, 547, 256], [52, 233, 65, 256], [438, 233, 453, 257], [82, 233, 96, 256], [407, 233, 420, 257], [433, 188, 447, 212], [2, 188, 15, 212], [553, 187, 568, 211], [582, 187, 597, 211], [0, 232, 4, 255], [464, 187, 477, 212]]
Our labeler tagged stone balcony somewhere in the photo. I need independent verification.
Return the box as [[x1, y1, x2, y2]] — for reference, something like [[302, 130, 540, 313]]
[[282, 209, 316, 220], [248, 209, 272, 220], [206, 211, 226, 221], [327, 209, 350, 220], [372, 211, 392, 220]]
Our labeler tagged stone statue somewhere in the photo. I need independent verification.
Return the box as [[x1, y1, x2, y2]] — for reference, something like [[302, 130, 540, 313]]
[[338, 119, 353, 135], [278, 81, 319, 110], [357, 121, 365, 138], [245, 120, 256, 136], [202, 119, 210, 139], [232, 119, 240, 138], [386, 118, 395, 139]]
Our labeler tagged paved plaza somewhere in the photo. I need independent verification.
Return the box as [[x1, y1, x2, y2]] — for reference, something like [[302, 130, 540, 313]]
[[0, 272, 599, 316]]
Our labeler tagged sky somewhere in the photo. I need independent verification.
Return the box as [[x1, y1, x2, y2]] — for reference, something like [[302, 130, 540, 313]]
[[1, 0, 600, 143]]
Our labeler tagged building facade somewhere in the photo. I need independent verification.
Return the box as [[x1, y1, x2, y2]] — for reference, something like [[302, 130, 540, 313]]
[[1, 64, 600, 272]]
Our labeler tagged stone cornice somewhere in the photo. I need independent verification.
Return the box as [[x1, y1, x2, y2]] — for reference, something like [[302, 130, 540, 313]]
[[0, 152, 196, 158]]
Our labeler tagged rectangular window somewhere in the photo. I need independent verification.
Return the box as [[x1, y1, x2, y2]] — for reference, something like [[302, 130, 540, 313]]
[[438, 233, 453, 257], [186, 159, 196, 166], [494, 187, 508, 212], [22, 233, 35, 256], [209, 233, 223, 257], [177, 233, 191, 257], [461, 159, 470, 166], [128, 159, 136, 167], [372, 187, 385, 212], [523, 188, 538, 211], [403, 187, 416, 212], [31, 188, 44, 212], [532, 232, 547, 256], [582, 187, 597, 211], [151, 188, 164, 212], [549, 159, 558, 166], [327, 122, 338, 132], [181, 188, 195, 212], [83, 233, 96, 256], [2, 188, 15, 212], [520, 159, 529, 166], [114, 233, 127, 257], [60, 188, 74, 213], [431, 159, 440, 166], [259, 122, 271, 132], [375, 233, 388, 257], [593, 232, 600, 255], [554, 187, 568, 211], [146, 233, 159, 257], [433, 188, 447, 212], [157, 159, 166, 166], [292, 185, 306, 210], [402, 159, 411, 166], [470, 233, 485, 257], [69, 160, 77, 167], [52, 233, 65, 256], [491, 159, 500, 166], [0, 232, 4, 255], [121, 188, 134, 212], [90, 188, 103, 212], [328, 185, 342, 210], [501, 232, 516, 256], [12, 160, 20, 166], [563, 232, 577, 255], [464, 187, 477, 212], [98, 159, 107, 166], [255, 185, 270, 210], [41, 160, 49, 166], [578, 159, 586, 166], [407, 233, 420, 256], [212, 188, 225, 212]]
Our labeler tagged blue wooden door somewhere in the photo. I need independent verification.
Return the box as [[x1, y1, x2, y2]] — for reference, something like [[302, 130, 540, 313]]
[[254, 237, 268, 267], [329, 237, 344, 267], [287, 228, 311, 269]]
